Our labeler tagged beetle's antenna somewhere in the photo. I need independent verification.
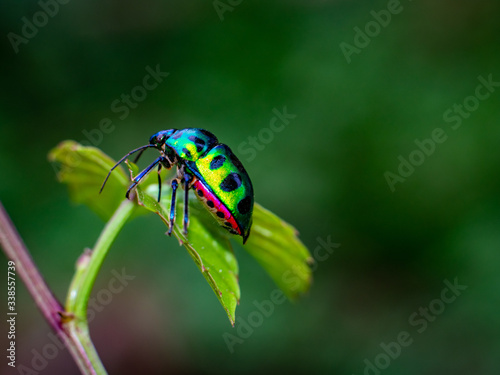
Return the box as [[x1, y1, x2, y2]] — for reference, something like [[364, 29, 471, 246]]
[[99, 144, 156, 194], [133, 148, 147, 164]]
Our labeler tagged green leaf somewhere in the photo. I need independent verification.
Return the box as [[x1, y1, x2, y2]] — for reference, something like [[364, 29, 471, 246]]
[[135, 183, 240, 325], [49, 140, 312, 324], [243, 204, 313, 300], [48, 140, 129, 221]]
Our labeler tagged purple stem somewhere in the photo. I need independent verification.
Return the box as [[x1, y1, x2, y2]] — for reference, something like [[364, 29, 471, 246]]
[[0, 201, 96, 374]]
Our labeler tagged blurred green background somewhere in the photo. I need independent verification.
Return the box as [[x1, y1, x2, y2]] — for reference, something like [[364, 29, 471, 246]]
[[1, 0, 500, 374]]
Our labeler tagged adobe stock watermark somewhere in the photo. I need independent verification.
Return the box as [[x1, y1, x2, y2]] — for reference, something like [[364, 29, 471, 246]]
[[50, 64, 169, 176], [222, 235, 340, 353], [237, 106, 297, 163], [16, 268, 135, 375], [7, 0, 72, 54], [213, 0, 243, 21], [384, 73, 499, 192], [340, 0, 408, 64], [353, 278, 467, 375]]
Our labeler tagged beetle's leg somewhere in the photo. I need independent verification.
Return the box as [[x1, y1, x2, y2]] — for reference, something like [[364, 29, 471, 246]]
[[168, 178, 179, 236], [158, 157, 173, 202], [126, 156, 163, 199], [156, 163, 162, 202], [183, 173, 193, 235]]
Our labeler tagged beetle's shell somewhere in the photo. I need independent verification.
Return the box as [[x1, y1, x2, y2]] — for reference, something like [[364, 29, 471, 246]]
[[165, 128, 218, 161], [150, 128, 254, 242], [186, 143, 254, 242]]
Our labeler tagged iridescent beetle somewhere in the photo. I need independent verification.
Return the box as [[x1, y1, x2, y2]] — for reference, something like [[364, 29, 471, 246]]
[[100, 128, 254, 243]]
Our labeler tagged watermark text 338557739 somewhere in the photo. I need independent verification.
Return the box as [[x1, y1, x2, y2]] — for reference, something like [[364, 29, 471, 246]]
[[7, 260, 17, 368]]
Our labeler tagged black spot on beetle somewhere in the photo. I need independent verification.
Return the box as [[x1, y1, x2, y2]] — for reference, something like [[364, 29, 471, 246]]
[[216, 211, 225, 218], [197, 189, 204, 197], [210, 155, 226, 170], [182, 148, 192, 159], [237, 196, 252, 215], [171, 131, 183, 140], [207, 200, 215, 208], [188, 135, 206, 153], [224, 221, 233, 228], [220, 173, 242, 192]]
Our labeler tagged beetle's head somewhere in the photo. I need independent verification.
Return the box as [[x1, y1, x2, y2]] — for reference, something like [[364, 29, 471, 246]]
[[149, 129, 177, 148]]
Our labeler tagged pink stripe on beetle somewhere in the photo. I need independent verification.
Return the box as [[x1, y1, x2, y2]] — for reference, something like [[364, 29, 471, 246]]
[[193, 179, 241, 235]]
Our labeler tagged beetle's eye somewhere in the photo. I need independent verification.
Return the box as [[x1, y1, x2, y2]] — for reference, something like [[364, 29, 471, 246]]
[[150, 134, 164, 145]]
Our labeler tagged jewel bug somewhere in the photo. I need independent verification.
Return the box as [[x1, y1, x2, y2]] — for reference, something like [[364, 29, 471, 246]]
[[100, 128, 254, 243]]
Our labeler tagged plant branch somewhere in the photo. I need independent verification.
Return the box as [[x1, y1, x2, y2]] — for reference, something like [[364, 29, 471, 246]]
[[65, 198, 135, 318], [0, 201, 62, 328], [0, 201, 96, 374], [64, 199, 135, 374]]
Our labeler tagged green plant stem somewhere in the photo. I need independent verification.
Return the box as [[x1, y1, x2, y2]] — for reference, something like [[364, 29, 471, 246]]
[[0, 201, 97, 374], [64, 199, 135, 373]]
